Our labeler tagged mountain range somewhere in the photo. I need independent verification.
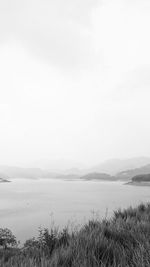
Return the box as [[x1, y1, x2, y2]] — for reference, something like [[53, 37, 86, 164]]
[[88, 157, 150, 175], [1, 157, 150, 181], [117, 164, 150, 181]]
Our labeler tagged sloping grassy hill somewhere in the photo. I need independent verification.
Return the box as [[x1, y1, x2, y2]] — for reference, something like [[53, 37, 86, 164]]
[[1, 203, 150, 266]]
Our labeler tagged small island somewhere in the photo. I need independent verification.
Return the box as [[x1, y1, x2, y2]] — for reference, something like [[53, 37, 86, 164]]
[[0, 178, 10, 183], [80, 172, 117, 181]]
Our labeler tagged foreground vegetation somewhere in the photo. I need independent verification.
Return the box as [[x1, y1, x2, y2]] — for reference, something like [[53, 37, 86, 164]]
[[1, 203, 150, 266]]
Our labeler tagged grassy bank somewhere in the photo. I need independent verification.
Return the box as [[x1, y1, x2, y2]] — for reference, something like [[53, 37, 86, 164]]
[[1, 203, 150, 266]]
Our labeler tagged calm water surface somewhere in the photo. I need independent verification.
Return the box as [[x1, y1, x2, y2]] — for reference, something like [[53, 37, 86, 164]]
[[0, 179, 150, 243]]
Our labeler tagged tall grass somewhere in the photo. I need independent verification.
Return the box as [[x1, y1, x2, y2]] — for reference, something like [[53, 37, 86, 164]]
[[1, 203, 150, 266]]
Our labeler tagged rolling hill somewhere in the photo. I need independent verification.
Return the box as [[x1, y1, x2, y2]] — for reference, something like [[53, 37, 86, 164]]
[[80, 172, 117, 181], [132, 174, 150, 182], [88, 157, 150, 175], [116, 164, 150, 181]]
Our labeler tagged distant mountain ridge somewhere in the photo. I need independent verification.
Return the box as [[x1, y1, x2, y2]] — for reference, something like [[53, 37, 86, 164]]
[[0, 165, 59, 179], [88, 157, 150, 175], [1, 157, 150, 181], [27, 159, 85, 172], [117, 164, 150, 180]]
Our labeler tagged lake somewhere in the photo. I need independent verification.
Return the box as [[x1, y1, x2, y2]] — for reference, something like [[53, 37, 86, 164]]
[[0, 179, 150, 243]]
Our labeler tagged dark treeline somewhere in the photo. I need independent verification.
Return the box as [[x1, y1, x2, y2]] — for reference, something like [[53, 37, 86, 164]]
[[132, 174, 150, 182]]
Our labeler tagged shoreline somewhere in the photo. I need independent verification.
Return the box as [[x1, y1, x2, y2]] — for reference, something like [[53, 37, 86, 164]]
[[126, 181, 150, 187], [0, 178, 10, 183]]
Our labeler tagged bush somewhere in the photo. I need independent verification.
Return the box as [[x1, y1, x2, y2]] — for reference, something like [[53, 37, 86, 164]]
[[0, 228, 17, 249]]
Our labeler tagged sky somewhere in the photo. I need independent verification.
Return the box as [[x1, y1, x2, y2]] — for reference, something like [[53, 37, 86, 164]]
[[0, 0, 150, 167]]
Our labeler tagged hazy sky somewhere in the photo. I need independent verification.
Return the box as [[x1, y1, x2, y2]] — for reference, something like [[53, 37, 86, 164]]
[[0, 0, 150, 166]]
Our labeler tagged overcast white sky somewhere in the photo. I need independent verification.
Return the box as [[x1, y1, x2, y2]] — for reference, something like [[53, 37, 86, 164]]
[[0, 0, 150, 167]]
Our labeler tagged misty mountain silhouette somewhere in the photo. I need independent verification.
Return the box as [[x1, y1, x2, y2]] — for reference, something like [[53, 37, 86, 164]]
[[117, 164, 150, 180], [0, 157, 150, 181], [88, 157, 150, 175], [27, 159, 85, 172], [0, 166, 59, 179]]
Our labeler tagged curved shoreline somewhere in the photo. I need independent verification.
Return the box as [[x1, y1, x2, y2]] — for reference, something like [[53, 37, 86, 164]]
[[126, 181, 150, 186]]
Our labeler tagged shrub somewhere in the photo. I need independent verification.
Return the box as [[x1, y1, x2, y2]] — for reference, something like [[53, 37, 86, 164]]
[[0, 228, 17, 249]]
